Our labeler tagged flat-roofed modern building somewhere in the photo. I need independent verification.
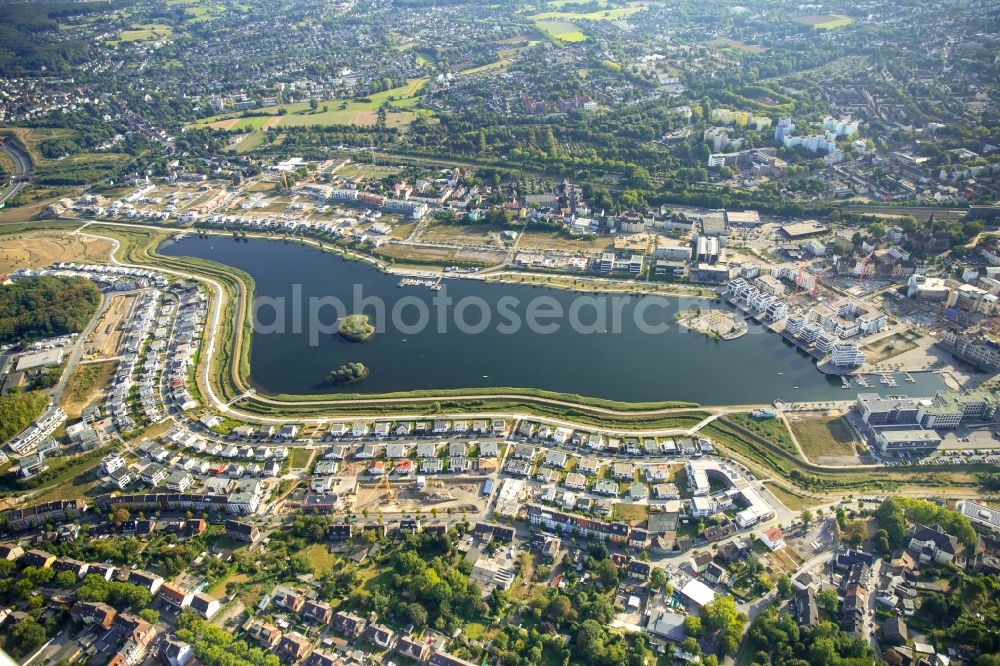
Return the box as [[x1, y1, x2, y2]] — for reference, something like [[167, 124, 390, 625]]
[[856, 393, 920, 427], [956, 500, 1000, 535], [874, 429, 942, 455]]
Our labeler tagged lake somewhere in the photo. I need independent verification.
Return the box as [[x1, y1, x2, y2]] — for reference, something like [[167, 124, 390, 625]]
[[159, 236, 948, 405]]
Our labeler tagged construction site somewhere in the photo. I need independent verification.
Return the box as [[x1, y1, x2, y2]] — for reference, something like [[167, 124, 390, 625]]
[[85, 293, 138, 360], [352, 474, 485, 516]]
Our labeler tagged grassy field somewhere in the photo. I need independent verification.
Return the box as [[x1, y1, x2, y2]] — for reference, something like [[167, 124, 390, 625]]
[[788, 414, 857, 462], [518, 229, 611, 252], [862, 331, 919, 364], [0, 446, 110, 494], [726, 413, 797, 455], [764, 482, 821, 511], [530, 4, 647, 42], [234, 131, 268, 153], [612, 503, 649, 523], [531, 5, 647, 21], [192, 78, 431, 131], [335, 163, 401, 180], [546, 0, 612, 6], [376, 242, 505, 267], [793, 14, 853, 29], [302, 543, 336, 575], [118, 24, 173, 41], [707, 37, 768, 54], [289, 446, 313, 469], [534, 20, 587, 42], [460, 59, 514, 76]]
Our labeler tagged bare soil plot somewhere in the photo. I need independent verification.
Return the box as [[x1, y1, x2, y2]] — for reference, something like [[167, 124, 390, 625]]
[[204, 118, 240, 130], [61, 360, 117, 418], [87, 294, 136, 358], [418, 221, 505, 247], [0, 232, 112, 273]]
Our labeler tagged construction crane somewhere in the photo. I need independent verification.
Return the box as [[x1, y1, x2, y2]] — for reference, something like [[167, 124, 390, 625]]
[[375, 474, 394, 501]]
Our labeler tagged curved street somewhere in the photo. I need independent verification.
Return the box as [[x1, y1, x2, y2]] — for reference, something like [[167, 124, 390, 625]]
[[0, 135, 32, 206]]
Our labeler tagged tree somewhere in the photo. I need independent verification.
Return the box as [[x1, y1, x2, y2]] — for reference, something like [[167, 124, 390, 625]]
[[55, 570, 78, 588], [843, 520, 867, 546], [777, 575, 793, 599], [546, 594, 574, 623], [683, 615, 702, 637], [140, 609, 160, 624], [593, 558, 619, 590], [801, 509, 813, 527], [702, 595, 746, 656], [402, 602, 427, 628], [873, 529, 891, 555], [817, 588, 839, 615], [650, 567, 667, 591], [8, 617, 46, 658], [309, 99, 318, 111], [111, 507, 130, 527]]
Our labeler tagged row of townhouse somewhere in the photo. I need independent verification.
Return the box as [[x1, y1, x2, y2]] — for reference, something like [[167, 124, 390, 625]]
[[3, 545, 223, 621], [93, 477, 269, 515], [526, 503, 631, 544], [0, 499, 86, 531], [132, 434, 284, 487], [327, 418, 508, 439], [512, 423, 706, 457], [161, 284, 206, 412], [48, 263, 166, 288], [105, 289, 161, 433], [161, 427, 289, 462]]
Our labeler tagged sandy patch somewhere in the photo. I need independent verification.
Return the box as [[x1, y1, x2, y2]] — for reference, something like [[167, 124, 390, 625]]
[[261, 116, 283, 130]]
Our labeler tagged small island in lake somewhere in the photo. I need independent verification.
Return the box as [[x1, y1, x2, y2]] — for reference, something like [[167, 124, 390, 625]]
[[330, 362, 369, 385], [338, 313, 375, 342]]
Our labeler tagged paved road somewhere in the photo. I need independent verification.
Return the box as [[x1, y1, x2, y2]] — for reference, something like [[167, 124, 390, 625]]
[[51, 292, 109, 403], [0, 136, 32, 206]]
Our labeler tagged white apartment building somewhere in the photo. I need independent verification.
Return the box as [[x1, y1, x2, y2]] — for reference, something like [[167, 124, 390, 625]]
[[832, 341, 866, 367]]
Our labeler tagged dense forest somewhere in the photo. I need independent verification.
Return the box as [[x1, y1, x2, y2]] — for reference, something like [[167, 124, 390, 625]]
[[0, 1, 130, 76], [0, 276, 101, 344]]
